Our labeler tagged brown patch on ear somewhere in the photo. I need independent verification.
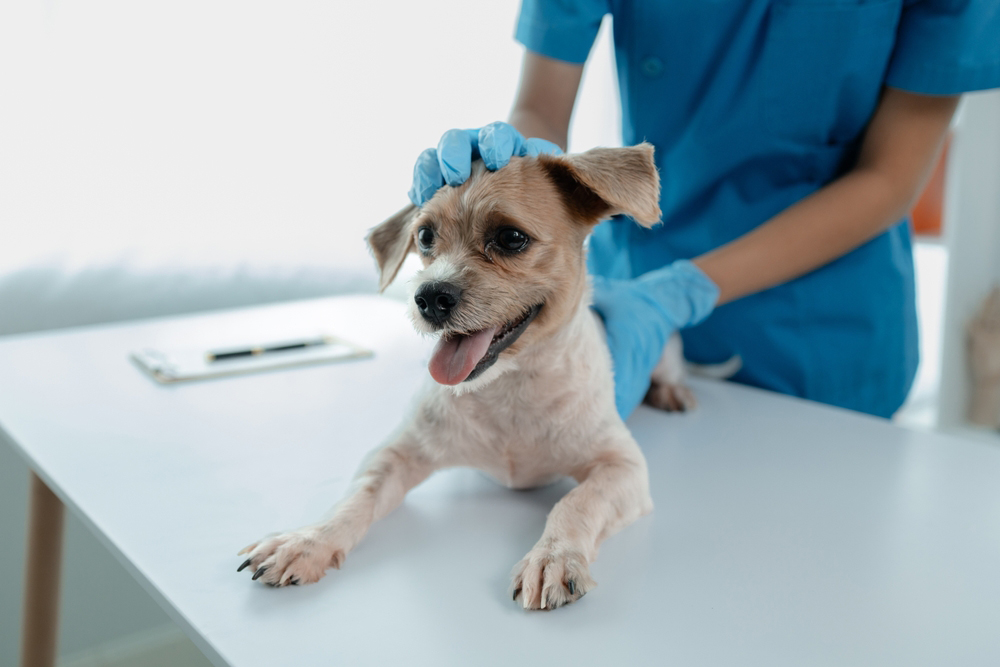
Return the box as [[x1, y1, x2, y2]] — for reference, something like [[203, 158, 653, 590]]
[[540, 160, 610, 221], [538, 143, 661, 227], [367, 203, 418, 292]]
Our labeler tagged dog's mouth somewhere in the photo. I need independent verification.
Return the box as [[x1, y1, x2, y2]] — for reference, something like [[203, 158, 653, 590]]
[[428, 304, 543, 385]]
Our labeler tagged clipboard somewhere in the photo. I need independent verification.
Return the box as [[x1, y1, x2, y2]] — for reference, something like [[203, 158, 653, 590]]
[[131, 333, 373, 384]]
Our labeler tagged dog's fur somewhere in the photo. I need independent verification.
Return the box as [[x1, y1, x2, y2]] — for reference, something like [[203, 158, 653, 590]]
[[238, 144, 694, 609]]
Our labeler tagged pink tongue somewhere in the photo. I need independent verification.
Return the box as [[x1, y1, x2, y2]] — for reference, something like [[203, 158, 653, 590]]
[[429, 326, 500, 385]]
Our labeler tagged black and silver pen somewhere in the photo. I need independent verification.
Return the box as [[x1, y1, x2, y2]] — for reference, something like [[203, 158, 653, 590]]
[[206, 336, 332, 362]]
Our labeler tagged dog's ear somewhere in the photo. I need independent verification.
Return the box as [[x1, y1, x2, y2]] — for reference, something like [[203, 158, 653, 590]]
[[367, 203, 418, 292], [538, 143, 661, 227]]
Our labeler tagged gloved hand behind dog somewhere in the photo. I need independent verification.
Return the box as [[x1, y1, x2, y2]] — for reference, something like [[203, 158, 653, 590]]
[[592, 263, 719, 418]]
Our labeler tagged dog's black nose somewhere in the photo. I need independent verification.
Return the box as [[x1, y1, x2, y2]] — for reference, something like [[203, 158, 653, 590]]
[[415, 282, 461, 324]]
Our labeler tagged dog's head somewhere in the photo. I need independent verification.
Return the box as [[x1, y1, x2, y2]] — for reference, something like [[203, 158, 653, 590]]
[[368, 144, 660, 390]]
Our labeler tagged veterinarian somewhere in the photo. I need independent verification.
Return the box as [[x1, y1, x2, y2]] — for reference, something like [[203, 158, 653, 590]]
[[408, 0, 1000, 419]]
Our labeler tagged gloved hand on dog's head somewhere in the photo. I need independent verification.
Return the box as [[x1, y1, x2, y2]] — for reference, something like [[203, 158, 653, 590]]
[[592, 260, 720, 419], [409, 121, 563, 206]]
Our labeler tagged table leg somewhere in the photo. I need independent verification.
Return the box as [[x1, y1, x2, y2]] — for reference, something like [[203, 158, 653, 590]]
[[20, 472, 65, 667]]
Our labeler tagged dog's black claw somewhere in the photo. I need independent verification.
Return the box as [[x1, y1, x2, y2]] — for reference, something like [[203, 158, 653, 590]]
[[567, 580, 576, 595], [252, 567, 267, 581], [237, 559, 252, 573], [513, 588, 521, 601], [290, 578, 300, 586]]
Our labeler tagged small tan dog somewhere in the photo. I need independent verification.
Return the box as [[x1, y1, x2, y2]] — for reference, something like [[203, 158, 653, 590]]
[[238, 144, 694, 609]]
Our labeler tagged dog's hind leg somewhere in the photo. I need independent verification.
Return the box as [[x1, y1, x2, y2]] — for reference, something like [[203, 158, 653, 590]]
[[510, 445, 652, 610], [644, 332, 697, 412], [237, 435, 435, 587]]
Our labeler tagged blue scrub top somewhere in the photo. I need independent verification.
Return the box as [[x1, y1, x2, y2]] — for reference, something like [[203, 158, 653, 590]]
[[516, 0, 1000, 418]]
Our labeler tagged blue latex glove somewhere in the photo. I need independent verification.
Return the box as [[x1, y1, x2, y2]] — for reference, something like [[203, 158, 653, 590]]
[[408, 121, 563, 206], [591, 260, 720, 419]]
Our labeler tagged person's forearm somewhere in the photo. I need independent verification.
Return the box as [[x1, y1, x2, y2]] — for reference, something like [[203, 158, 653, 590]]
[[694, 88, 957, 305], [507, 51, 582, 151], [508, 108, 568, 151], [693, 165, 923, 304]]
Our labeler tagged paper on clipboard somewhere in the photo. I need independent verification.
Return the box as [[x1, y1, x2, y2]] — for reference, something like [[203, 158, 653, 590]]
[[130, 334, 373, 384]]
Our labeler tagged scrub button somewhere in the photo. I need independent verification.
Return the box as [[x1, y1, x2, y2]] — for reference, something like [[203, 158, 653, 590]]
[[641, 56, 664, 77]]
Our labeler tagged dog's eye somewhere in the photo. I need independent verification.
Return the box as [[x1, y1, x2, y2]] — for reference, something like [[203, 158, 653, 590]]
[[495, 228, 530, 253], [417, 226, 434, 251]]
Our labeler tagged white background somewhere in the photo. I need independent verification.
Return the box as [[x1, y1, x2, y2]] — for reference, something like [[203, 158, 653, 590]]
[[0, 0, 619, 275]]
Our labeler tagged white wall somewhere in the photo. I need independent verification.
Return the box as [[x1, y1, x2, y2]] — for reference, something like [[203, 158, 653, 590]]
[[938, 91, 1000, 430], [0, 0, 617, 278]]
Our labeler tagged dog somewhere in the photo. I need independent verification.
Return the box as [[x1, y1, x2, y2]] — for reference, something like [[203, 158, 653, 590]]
[[237, 143, 698, 609]]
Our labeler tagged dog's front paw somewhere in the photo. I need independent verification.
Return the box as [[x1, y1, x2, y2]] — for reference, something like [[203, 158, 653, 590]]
[[237, 528, 345, 587], [510, 545, 596, 610]]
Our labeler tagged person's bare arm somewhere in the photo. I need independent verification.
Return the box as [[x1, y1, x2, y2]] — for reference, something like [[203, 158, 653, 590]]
[[508, 51, 584, 151], [695, 87, 959, 304]]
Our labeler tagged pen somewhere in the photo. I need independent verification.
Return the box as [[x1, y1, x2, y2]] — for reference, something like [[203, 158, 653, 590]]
[[206, 336, 332, 362]]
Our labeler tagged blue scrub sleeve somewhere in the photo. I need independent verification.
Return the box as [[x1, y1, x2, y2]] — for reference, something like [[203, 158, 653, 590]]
[[514, 0, 608, 64], [886, 0, 1000, 94]]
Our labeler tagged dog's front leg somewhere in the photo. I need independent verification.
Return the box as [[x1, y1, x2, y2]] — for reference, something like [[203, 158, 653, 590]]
[[511, 448, 652, 610], [238, 435, 435, 586]]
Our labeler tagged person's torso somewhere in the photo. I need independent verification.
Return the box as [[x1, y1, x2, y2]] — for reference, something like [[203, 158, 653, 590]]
[[607, 0, 903, 263], [588, 0, 918, 417]]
